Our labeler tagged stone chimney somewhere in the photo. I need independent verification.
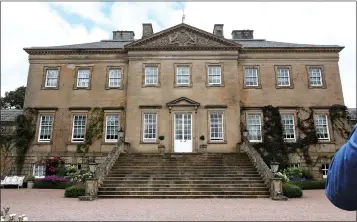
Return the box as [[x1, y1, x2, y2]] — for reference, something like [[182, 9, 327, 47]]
[[213, 24, 224, 37], [112, 31, 135, 41], [231, 30, 254, 39], [142, 23, 154, 39]]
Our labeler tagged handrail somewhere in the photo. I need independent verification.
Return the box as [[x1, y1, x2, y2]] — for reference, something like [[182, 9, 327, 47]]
[[95, 141, 130, 186], [242, 139, 273, 185]]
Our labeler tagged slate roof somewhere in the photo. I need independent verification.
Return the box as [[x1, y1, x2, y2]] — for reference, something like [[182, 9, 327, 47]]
[[24, 38, 342, 50], [0, 109, 23, 122]]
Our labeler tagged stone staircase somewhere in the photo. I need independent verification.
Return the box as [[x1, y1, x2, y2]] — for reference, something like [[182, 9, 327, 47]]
[[97, 153, 270, 198]]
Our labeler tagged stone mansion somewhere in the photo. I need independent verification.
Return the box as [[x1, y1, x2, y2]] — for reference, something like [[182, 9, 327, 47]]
[[22, 22, 347, 179]]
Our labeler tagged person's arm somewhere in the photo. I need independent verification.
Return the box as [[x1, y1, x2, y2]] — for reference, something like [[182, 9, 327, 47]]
[[325, 124, 357, 211]]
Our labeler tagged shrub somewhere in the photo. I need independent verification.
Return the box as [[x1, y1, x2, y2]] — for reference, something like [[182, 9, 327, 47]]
[[282, 183, 303, 198], [64, 183, 86, 198], [290, 179, 326, 190], [34, 176, 73, 189], [283, 167, 303, 179], [301, 169, 314, 180]]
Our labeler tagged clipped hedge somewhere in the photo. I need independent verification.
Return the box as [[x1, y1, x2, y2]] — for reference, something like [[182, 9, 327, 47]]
[[290, 179, 326, 190], [283, 183, 303, 198], [34, 180, 74, 189], [64, 183, 86, 198]]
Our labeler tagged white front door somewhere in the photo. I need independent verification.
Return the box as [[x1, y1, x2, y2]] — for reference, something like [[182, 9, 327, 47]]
[[174, 113, 192, 152]]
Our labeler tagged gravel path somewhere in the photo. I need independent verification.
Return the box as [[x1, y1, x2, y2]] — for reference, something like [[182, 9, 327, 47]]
[[1, 189, 355, 221]]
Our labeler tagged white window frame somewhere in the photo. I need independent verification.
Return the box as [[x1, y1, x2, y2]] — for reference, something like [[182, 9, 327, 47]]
[[244, 68, 259, 87], [76, 69, 91, 88], [143, 113, 157, 142], [176, 66, 190, 85], [314, 114, 330, 141], [38, 115, 53, 142], [322, 163, 329, 179], [71, 115, 87, 142], [309, 68, 323, 87], [209, 111, 224, 141], [45, 69, 59, 88], [208, 66, 222, 85], [247, 113, 262, 142], [144, 66, 159, 85], [105, 114, 119, 143], [33, 164, 46, 178], [108, 69, 122, 87], [277, 68, 290, 86], [281, 114, 296, 142]]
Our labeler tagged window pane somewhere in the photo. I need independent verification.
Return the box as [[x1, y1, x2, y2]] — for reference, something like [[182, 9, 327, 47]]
[[45, 70, 59, 87], [143, 113, 157, 142], [281, 114, 295, 140], [108, 69, 121, 87], [176, 66, 190, 84], [72, 115, 86, 142], [309, 68, 322, 86], [208, 66, 222, 84], [277, 68, 290, 86], [105, 114, 119, 141], [245, 68, 258, 86], [38, 115, 53, 141], [145, 66, 158, 85], [247, 114, 262, 141], [314, 114, 329, 140], [210, 112, 224, 140], [77, 70, 90, 87]]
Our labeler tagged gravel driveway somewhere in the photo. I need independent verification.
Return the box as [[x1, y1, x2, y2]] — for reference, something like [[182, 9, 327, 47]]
[[1, 189, 355, 221]]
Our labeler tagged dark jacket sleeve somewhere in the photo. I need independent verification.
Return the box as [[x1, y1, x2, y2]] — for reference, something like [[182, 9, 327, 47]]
[[325, 124, 357, 211]]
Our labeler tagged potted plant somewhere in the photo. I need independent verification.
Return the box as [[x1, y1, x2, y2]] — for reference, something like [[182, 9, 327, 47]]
[[199, 135, 207, 152], [26, 175, 35, 189], [158, 136, 165, 154]]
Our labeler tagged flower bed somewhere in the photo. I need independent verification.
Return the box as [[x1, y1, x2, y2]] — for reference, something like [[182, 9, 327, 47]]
[[34, 176, 74, 189]]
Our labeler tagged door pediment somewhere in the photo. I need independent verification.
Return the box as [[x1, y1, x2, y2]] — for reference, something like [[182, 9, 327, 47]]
[[166, 97, 200, 110], [125, 23, 241, 51]]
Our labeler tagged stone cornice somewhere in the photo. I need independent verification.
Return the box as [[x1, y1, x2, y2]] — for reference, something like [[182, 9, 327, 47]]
[[241, 47, 344, 53], [23, 48, 126, 55]]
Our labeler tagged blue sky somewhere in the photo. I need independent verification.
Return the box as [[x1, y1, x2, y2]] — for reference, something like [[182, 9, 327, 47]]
[[1, 2, 356, 107]]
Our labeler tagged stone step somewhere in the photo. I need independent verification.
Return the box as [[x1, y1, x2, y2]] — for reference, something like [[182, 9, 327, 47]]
[[99, 183, 268, 188], [109, 169, 258, 173], [106, 172, 260, 176], [97, 190, 270, 196], [98, 187, 269, 192], [97, 194, 270, 199], [104, 176, 263, 180], [101, 180, 265, 185], [110, 166, 255, 170]]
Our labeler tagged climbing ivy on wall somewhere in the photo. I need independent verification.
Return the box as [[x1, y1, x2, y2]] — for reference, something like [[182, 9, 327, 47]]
[[76, 107, 104, 153], [14, 107, 38, 174], [241, 104, 349, 169], [329, 104, 351, 140]]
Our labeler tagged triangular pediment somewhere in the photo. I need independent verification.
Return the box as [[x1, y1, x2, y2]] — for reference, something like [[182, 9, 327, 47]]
[[166, 97, 200, 107], [125, 23, 241, 50]]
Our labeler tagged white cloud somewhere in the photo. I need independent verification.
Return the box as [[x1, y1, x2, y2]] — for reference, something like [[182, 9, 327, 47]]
[[1, 2, 355, 108]]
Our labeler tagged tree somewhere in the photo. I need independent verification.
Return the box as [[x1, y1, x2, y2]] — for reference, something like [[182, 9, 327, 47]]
[[1, 86, 26, 109]]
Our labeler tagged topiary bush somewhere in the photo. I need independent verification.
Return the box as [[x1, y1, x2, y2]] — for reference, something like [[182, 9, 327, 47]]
[[290, 179, 326, 190], [64, 183, 86, 198], [283, 183, 303, 198]]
